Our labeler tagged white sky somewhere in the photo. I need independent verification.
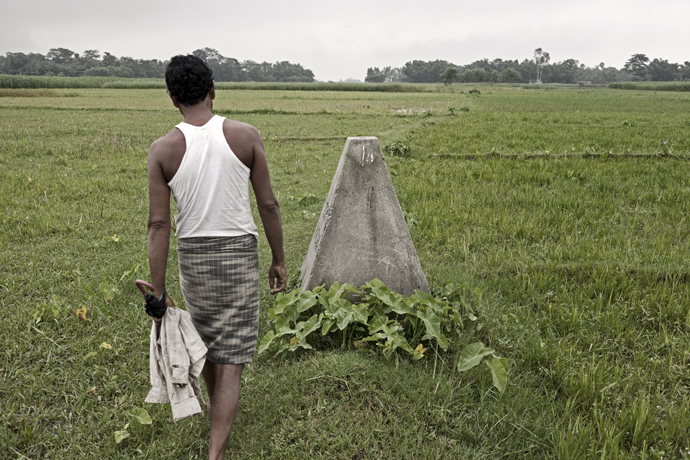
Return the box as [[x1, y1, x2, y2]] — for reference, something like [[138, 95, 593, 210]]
[[1, 0, 689, 81]]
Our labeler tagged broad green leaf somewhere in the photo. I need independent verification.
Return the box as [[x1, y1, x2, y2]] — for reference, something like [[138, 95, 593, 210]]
[[294, 291, 318, 314], [457, 342, 495, 372], [367, 316, 388, 334], [321, 282, 347, 310], [361, 332, 386, 342], [321, 319, 335, 335], [114, 430, 130, 444], [281, 304, 300, 325], [273, 290, 299, 315], [362, 279, 398, 311], [127, 407, 152, 425], [381, 332, 413, 359], [414, 290, 437, 305], [257, 331, 275, 355], [417, 309, 448, 350], [290, 333, 313, 351], [388, 297, 417, 316], [335, 304, 355, 330], [301, 314, 322, 337], [351, 303, 371, 324], [486, 357, 509, 393], [274, 316, 294, 337], [369, 305, 387, 319]]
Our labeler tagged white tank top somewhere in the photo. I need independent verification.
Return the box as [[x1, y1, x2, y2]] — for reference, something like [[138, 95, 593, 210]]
[[168, 115, 258, 239]]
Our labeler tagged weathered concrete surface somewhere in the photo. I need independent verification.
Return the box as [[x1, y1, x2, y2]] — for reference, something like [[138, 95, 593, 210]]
[[300, 137, 430, 295]]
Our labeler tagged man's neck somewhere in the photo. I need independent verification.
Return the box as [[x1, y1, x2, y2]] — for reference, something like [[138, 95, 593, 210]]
[[179, 97, 214, 126]]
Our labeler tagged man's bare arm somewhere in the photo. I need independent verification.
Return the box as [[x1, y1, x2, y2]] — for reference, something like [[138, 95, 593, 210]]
[[147, 140, 175, 307], [248, 129, 286, 294]]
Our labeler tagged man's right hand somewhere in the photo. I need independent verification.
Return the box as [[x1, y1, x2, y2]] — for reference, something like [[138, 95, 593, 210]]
[[152, 292, 175, 326], [268, 261, 287, 295]]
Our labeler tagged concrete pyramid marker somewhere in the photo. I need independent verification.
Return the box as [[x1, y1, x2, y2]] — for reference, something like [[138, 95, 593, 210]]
[[300, 137, 430, 295]]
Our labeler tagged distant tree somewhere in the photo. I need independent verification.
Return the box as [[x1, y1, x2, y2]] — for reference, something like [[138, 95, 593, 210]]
[[501, 68, 521, 83], [381, 66, 402, 83], [623, 54, 650, 81], [270, 61, 314, 82], [603, 68, 619, 83], [46, 48, 76, 65], [192, 47, 225, 63], [647, 58, 680, 81], [490, 69, 500, 84], [441, 67, 459, 85], [462, 67, 487, 83], [82, 50, 101, 61], [190, 48, 312, 82], [550, 58, 580, 83], [681, 62, 690, 81], [533, 48, 550, 82], [402, 60, 455, 83], [102, 52, 118, 67], [365, 67, 386, 83]]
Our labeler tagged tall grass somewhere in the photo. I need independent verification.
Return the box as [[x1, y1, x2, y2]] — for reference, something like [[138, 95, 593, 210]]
[[0, 75, 137, 89], [213, 82, 433, 92], [0, 74, 433, 92], [609, 81, 690, 92]]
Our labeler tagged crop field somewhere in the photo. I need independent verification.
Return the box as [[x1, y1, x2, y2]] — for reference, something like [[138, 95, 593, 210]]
[[1, 85, 690, 459]]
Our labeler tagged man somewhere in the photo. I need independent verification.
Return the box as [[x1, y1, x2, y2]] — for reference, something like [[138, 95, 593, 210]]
[[146, 54, 286, 460]]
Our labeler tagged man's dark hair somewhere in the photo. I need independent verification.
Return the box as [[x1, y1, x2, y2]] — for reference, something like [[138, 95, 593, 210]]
[[165, 55, 214, 106]]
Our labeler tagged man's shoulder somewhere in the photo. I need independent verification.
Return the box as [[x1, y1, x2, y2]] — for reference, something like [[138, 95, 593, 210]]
[[222, 119, 261, 143], [149, 128, 186, 158]]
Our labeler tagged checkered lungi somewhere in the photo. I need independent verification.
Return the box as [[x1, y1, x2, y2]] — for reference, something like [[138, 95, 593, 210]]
[[177, 234, 260, 364]]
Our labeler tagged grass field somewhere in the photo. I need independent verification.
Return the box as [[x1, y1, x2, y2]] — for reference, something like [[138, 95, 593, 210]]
[[609, 82, 690, 93], [1, 85, 690, 459]]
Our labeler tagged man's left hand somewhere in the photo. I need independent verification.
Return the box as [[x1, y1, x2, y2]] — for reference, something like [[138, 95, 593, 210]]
[[268, 262, 287, 295]]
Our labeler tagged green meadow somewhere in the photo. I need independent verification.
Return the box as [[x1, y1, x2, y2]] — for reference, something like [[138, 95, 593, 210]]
[[1, 84, 690, 459]]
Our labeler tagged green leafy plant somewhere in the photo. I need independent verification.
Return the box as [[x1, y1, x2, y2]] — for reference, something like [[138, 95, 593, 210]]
[[99, 282, 119, 304], [383, 138, 412, 158], [114, 407, 152, 444], [457, 342, 509, 393], [258, 280, 509, 392], [298, 193, 320, 206]]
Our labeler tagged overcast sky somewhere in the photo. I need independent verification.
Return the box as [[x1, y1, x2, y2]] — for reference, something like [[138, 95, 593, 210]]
[[1, 0, 689, 81]]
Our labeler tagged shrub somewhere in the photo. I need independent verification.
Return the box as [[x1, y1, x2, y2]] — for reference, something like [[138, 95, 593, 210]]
[[383, 138, 412, 158]]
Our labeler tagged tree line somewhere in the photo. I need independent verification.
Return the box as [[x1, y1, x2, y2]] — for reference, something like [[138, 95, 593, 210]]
[[366, 51, 690, 84], [0, 47, 315, 82]]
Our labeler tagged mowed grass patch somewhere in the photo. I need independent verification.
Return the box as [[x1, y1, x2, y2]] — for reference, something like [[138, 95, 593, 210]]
[[2, 87, 690, 459], [402, 89, 690, 156]]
